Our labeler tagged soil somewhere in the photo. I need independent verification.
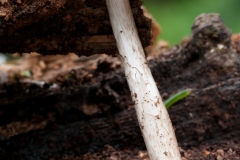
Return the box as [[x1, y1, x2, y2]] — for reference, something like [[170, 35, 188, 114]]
[[0, 0, 151, 56], [0, 13, 240, 160]]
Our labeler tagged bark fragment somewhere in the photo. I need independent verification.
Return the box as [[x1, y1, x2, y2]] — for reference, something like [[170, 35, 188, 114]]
[[0, 0, 152, 56]]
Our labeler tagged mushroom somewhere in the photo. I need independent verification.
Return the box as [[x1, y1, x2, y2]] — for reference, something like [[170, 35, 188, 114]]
[[106, 0, 181, 159]]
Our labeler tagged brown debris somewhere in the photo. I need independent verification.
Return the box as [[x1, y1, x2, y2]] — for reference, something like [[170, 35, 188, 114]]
[[0, 113, 54, 140], [232, 33, 240, 53], [142, 6, 161, 55]]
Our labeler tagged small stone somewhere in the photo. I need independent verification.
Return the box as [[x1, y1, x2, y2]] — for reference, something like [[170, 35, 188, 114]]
[[217, 149, 224, 157], [217, 155, 223, 160]]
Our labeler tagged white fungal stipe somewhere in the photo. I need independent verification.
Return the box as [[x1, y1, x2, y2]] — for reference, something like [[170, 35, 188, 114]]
[[106, 0, 181, 159]]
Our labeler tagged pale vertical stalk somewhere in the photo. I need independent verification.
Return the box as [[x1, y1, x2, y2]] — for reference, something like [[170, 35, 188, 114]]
[[106, 0, 181, 159]]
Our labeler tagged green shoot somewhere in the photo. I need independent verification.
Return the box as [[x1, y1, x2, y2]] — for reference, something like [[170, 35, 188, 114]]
[[164, 89, 191, 109], [20, 70, 32, 78]]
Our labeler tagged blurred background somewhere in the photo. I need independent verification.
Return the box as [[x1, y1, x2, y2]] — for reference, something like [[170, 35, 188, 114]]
[[143, 0, 240, 45]]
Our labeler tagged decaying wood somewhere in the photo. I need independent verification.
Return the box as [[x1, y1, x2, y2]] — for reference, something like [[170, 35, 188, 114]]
[[0, 0, 152, 56]]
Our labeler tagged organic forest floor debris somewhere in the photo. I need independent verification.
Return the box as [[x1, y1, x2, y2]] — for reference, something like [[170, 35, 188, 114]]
[[0, 14, 240, 159]]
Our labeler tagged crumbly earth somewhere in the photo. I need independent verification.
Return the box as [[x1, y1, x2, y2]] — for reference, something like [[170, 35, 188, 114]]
[[0, 14, 240, 160], [0, 0, 151, 56]]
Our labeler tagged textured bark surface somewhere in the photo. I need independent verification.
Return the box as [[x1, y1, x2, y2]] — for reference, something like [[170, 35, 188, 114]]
[[0, 0, 151, 56]]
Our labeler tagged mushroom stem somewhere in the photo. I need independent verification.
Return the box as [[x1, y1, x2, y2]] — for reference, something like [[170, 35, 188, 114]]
[[106, 0, 181, 159]]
